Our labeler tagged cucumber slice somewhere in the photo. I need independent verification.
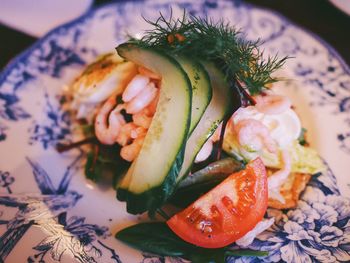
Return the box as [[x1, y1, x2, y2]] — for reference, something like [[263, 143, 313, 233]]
[[176, 63, 241, 183], [176, 58, 212, 134], [116, 43, 192, 214]]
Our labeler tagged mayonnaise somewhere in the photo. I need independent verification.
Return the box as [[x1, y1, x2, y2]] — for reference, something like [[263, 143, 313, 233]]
[[232, 105, 301, 149]]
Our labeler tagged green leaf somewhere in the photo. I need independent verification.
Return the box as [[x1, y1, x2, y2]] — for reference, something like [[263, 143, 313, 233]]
[[115, 222, 269, 262], [115, 222, 192, 257], [298, 127, 308, 146], [135, 12, 288, 95], [84, 144, 130, 186], [188, 248, 226, 263], [225, 248, 269, 257]]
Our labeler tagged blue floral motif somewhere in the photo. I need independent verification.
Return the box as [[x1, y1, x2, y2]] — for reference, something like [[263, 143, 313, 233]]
[[0, 171, 14, 194], [29, 92, 72, 149], [27, 212, 111, 263], [0, 122, 7, 141], [30, 40, 85, 78], [292, 54, 350, 155], [0, 0, 349, 262], [60, 212, 109, 244], [0, 91, 31, 142], [338, 131, 350, 154], [230, 169, 350, 263], [0, 156, 120, 263], [141, 253, 186, 263], [0, 11, 90, 143], [0, 92, 31, 121]]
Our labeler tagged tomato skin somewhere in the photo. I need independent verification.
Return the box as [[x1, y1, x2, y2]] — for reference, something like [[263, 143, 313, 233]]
[[167, 158, 267, 248]]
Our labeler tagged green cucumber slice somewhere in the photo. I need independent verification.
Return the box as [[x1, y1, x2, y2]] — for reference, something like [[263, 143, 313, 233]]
[[116, 43, 192, 214], [175, 58, 212, 134], [176, 63, 240, 183]]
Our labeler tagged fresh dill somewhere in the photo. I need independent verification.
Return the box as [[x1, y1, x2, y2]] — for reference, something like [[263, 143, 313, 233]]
[[129, 11, 288, 95]]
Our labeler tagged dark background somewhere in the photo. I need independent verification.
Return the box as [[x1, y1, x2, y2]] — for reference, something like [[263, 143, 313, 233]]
[[0, 0, 349, 70]]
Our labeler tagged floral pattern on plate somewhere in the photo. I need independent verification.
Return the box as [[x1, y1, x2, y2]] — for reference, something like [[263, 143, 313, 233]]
[[0, 0, 349, 262]]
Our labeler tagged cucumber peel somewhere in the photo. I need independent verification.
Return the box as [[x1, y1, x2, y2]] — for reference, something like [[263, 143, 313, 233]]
[[175, 63, 240, 183], [116, 43, 192, 214], [175, 57, 212, 134]]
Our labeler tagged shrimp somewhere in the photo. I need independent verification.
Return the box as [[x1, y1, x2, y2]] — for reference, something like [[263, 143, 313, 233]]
[[255, 94, 291, 115], [132, 108, 153, 129], [120, 136, 145, 162], [116, 122, 138, 146], [195, 139, 213, 163], [138, 66, 161, 80], [122, 74, 150, 102], [125, 82, 158, 114], [94, 96, 125, 145], [146, 91, 160, 115], [130, 126, 147, 139], [268, 150, 292, 203], [234, 119, 277, 153]]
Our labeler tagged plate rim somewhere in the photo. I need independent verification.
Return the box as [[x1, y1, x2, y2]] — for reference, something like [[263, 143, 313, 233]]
[[329, 0, 350, 16], [0, 0, 350, 87], [0, 1, 350, 262]]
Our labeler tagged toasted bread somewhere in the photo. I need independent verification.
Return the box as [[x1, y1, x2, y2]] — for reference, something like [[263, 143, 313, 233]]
[[268, 172, 311, 209]]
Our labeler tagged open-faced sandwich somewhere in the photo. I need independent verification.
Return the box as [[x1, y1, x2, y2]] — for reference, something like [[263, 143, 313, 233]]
[[59, 13, 325, 262]]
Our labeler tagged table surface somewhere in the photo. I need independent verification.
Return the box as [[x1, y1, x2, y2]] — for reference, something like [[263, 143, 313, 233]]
[[0, 0, 349, 70]]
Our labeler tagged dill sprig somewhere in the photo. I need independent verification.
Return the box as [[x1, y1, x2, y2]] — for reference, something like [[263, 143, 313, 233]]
[[130, 12, 288, 95]]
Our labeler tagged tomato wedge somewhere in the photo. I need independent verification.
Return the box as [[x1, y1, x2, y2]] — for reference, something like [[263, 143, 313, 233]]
[[167, 158, 267, 248]]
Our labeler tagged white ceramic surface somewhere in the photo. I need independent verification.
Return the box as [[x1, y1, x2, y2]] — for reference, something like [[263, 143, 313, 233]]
[[330, 0, 350, 15], [0, 0, 93, 37], [0, 1, 349, 262]]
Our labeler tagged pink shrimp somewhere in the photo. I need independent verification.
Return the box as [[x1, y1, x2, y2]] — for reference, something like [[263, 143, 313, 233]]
[[120, 136, 145, 162], [132, 108, 153, 129], [130, 126, 147, 139], [234, 119, 277, 153], [268, 150, 292, 203], [125, 82, 158, 114], [122, 74, 150, 102], [146, 91, 160, 114], [116, 122, 138, 146], [94, 96, 125, 145], [255, 94, 291, 115]]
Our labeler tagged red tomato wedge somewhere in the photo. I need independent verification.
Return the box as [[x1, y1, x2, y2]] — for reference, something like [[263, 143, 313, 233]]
[[167, 158, 267, 248]]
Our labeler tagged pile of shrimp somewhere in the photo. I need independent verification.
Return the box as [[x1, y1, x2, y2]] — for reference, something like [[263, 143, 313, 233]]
[[94, 64, 293, 200], [94, 66, 161, 162]]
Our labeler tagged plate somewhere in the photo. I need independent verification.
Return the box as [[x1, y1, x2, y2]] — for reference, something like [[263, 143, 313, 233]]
[[329, 0, 350, 16], [0, 0, 93, 37], [0, 1, 350, 262]]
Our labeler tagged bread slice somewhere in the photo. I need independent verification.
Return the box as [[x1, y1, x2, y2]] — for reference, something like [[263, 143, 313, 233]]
[[268, 172, 311, 209]]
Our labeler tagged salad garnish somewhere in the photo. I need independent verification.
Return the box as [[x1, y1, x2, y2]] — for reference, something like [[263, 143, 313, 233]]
[[59, 11, 326, 262], [133, 11, 288, 95]]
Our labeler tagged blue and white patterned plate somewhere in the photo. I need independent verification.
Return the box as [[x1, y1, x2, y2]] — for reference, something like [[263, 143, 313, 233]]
[[0, 1, 350, 262]]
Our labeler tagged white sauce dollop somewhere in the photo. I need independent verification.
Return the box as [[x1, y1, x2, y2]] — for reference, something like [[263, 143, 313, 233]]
[[232, 105, 301, 149]]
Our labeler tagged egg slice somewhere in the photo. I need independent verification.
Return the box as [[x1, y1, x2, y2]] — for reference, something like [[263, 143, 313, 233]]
[[71, 52, 138, 120]]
